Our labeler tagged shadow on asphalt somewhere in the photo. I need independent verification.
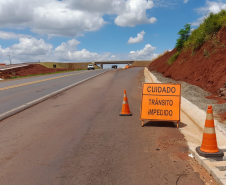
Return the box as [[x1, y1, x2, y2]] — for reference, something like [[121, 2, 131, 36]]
[[143, 121, 187, 128]]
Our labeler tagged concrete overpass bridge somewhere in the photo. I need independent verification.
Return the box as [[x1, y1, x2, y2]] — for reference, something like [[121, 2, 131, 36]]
[[92, 60, 136, 68]]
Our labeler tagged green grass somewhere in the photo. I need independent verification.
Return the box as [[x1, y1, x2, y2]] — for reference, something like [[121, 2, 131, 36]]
[[167, 9, 226, 63], [9, 69, 85, 79], [212, 49, 217, 53], [184, 10, 226, 52], [167, 51, 180, 65], [203, 49, 210, 58]]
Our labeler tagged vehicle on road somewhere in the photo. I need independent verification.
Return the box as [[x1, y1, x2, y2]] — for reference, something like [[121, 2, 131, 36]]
[[112, 65, 117, 69], [87, 64, 95, 70]]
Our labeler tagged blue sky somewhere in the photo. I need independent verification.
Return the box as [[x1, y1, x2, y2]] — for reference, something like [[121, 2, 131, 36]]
[[0, 0, 225, 65]]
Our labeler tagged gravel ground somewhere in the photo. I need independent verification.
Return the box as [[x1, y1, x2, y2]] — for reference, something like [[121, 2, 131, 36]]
[[151, 71, 226, 128]]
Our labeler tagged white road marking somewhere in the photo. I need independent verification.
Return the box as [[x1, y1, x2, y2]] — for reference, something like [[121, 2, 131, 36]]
[[0, 70, 108, 121]]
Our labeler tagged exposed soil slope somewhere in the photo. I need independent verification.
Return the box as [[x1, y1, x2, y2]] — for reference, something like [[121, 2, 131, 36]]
[[0, 64, 79, 79], [149, 26, 226, 97]]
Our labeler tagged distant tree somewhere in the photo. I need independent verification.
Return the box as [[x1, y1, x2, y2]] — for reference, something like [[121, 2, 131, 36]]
[[175, 23, 191, 51]]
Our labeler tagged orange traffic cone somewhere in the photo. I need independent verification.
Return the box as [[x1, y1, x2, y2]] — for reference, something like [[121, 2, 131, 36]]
[[119, 89, 132, 116], [196, 105, 224, 157]]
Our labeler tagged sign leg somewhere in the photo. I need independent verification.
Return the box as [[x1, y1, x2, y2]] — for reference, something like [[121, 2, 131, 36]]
[[142, 120, 144, 127], [177, 121, 179, 129]]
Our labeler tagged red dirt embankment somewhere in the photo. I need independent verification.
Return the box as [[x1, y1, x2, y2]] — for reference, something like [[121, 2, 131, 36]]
[[149, 27, 226, 98], [0, 64, 77, 79]]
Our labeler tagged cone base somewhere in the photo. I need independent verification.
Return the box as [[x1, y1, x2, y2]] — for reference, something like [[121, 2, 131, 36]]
[[119, 113, 132, 116], [196, 146, 224, 157]]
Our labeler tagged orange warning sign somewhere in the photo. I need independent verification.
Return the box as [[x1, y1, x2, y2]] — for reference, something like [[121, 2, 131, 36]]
[[140, 83, 181, 121]]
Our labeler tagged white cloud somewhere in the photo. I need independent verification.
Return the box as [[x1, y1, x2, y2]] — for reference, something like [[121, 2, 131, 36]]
[[55, 39, 80, 53], [152, 53, 159, 59], [0, 0, 157, 37], [0, 0, 33, 27], [0, 37, 53, 64], [55, 48, 107, 62], [0, 38, 157, 64], [115, 0, 156, 27], [0, 38, 105, 63], [190, 28, 195, 32], [128, 30, 145, 44], [32, 5, 106, 37], [53, 38, 112, 62], [32, 1, 107, 37], [192, 1, 226, 26], [184, 0, 189, 3], [67, 49, 100, 60], [67, 0, 126, 14], [195, 1, 225, 14], [0, 0, 106, 37], [129, 44, 157, 60], [0, 31, 31, 39], [3, 38, 53, 56], [191, 16, 206, 26], [209, 4, 221, 14]]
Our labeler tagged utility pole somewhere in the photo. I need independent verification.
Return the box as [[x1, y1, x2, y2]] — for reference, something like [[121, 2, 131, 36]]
[[7, 54, 12, 65]]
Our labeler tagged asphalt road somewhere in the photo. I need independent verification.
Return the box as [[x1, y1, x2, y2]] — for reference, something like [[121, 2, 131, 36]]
[[0, 67, 205, 185], [0, 63, 31, 70], [0, 69, 110, 116]]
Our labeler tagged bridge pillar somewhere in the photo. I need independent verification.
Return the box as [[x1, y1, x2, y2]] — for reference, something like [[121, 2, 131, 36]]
[[100, 64, 103, 69]]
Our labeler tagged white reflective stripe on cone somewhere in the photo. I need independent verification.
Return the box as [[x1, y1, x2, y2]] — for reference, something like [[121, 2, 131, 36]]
[[124, 94, 127, 97], [204, 127, 215, 134], [206, 113, 213, 120], [123, 101, 127, 104]]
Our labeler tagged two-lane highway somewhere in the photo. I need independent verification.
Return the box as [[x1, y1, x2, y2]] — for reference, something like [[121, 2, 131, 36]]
[[0, 69, 110, 120], [0, 67, 207, 185]]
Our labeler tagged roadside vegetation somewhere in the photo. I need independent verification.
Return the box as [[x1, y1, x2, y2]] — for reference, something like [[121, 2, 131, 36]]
[[167, 9, 226, 65], [167, 51, 180, 65], [184, 10, 226, 51], [167, 23, 191, 65], [175, 23, 191, 51]]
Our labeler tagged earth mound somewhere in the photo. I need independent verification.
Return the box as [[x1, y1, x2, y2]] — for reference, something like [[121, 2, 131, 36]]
[[130, 61, 153, 67], [0, 64, 78, 79], [148, 26, 226, 99]]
